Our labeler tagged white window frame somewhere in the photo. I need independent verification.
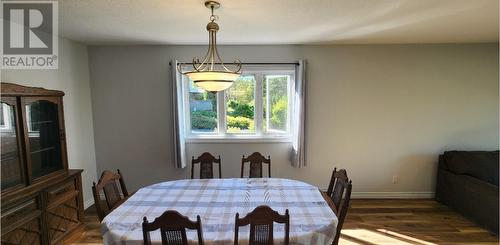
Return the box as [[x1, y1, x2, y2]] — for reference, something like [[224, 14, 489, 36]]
[[183, 64, 296, 143]]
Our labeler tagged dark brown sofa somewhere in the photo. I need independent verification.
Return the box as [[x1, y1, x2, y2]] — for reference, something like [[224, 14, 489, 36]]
[[435, 151, 499, 234]]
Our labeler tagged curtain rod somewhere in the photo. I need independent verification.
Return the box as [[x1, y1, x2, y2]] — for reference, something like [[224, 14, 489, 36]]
[[169, 62, 299, 66]]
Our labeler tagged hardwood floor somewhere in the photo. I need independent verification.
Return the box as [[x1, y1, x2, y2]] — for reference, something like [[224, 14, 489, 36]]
[[66, 199, 499, 245], [341, 199, 498, 245]]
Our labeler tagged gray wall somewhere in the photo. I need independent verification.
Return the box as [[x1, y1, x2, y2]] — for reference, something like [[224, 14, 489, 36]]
[[88, 44, 499, 197], [2, 38, 98, 207]]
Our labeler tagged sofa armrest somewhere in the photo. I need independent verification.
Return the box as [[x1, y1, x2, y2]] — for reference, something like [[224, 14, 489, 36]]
[[436, 169, 499, 234], [438, 154, 447, 170]]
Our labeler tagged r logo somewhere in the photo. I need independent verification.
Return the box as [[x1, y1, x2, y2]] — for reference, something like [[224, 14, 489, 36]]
[[3, 2, 53, 54]]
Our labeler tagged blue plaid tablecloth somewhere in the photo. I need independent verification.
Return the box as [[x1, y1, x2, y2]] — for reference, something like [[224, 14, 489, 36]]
[[101, 178, 337, 244]]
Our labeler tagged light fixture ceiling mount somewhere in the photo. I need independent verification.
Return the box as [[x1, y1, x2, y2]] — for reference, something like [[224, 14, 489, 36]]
[[204, 0, 220, 10], [177, 0, 242, 92]]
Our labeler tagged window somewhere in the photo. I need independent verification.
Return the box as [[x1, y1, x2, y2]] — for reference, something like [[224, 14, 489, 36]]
[[188, 80, 218, 133], [264, 75, 290, 133], [182, 65, 295, 141], [226, 75, 256, 134]]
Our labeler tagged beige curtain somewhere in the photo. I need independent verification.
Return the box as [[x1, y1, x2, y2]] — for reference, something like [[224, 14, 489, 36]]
[[291, 60, 306, 168], [171, 60, 187, 168]]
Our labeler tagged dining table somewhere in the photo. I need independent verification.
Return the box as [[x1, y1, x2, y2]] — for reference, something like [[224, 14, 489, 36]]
[[101, 178, 338, 244]]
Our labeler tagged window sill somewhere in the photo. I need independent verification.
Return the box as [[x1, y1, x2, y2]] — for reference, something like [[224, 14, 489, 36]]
[[185, 136, 292, 144]]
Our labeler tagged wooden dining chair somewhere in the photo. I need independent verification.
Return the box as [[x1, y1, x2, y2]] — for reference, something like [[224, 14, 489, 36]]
[[142, 210, 204, 245], [326, 168, 349, 212], [332, 179, 352, 245], [234, 205, 289, 245], [241, 152, 271, 178], [92, 169, 129, 221], [191, 152, 222, 179]]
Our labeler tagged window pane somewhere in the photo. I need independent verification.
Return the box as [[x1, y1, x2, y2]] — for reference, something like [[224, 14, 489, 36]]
[[264, 75, 289, 133], [1, 102, 23, 189], [26, 100, 63, 179], [189, 80, 218, 133], [226, 76, 255, 134]]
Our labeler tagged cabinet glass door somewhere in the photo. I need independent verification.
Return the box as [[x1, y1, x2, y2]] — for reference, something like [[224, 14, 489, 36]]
[[25, 99, 63, 179], [1, 99, 24, 190]]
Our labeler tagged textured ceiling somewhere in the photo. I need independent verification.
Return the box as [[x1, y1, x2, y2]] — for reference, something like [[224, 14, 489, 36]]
[[59, 0, 499, 45]]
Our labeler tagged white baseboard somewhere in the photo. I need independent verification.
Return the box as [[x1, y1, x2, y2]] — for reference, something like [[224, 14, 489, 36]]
[[351, 192, 435, 199], [84, 198, 95, 209]]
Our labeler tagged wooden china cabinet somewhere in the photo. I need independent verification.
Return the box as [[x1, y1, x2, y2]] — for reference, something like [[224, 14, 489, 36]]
[[0, 82, 84, 244]]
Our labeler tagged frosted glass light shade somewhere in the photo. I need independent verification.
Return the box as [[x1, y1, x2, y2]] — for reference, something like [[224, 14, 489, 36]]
[[186, 71, 240, 92], [194, 80, 234, 91]]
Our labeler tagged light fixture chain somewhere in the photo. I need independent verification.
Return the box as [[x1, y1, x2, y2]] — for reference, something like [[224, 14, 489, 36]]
[[210, 31, 216, 70], [210, 6, 218, 22]]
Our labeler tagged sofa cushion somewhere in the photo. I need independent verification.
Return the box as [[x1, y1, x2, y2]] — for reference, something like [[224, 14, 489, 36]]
[[443, 151, 499, 186]]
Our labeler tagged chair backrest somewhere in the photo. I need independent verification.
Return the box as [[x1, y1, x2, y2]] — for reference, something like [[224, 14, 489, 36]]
[[191, 152, 221, 179], [332, 179, 352, 245], [241, 152, 271, 178], [234, 205, 289, 245], [142, 210, 204, 245], [326, 168, 349, 210], [92, 169, 129, 221]]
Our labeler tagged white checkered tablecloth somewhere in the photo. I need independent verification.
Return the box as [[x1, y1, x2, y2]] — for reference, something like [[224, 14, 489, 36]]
[[101, 178, 337, 245]]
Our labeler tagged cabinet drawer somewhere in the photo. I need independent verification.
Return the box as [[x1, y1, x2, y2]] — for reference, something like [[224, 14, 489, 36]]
[[1, 198, 39, 228], [1, 198, 42, 245], [47, 193, 80, 244], [1, 217, 42, 245], [47, 178, 76, 204]]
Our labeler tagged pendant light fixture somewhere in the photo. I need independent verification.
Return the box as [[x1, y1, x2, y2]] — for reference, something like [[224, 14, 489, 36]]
[[177, 1, 242, 92]]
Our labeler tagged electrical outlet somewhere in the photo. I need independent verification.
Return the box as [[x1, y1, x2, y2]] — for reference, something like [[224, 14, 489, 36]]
[[392, 175, 399, 184]]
